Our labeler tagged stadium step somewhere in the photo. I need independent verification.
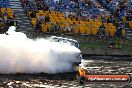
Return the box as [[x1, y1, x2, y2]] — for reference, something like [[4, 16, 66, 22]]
[[9, 0, 35, 34]]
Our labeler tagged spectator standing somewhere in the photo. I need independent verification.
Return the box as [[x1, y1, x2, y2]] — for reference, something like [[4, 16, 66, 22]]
[[30, 11, 36, 18], [115, 23, 123, 48], [0, 11, 3, 18], [68, 24, 73, 33], [99, 23, 105, 38], [64, 9, 69, 19], [50, 23, 57, 33], [35, 21, 42, 34], [0, 20, 4, 33], [45, 14, 50, 22], [38, 14, 45, 22]]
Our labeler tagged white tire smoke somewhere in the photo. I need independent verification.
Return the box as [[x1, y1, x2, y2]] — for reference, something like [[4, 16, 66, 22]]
[[0, 26, 81, 74]]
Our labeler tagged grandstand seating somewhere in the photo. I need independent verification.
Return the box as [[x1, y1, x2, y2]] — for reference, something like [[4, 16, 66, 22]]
[[98, 0, 131, 21], [31, 18, 37, 27], [0, 0, 14, 17], [20, 0, 130, 38], [41, 23, 48, 32], [0, 0, 14, 21], [0, 0, 16, 33], [129, 22, 132, 28], [109, 26, 116, 37]]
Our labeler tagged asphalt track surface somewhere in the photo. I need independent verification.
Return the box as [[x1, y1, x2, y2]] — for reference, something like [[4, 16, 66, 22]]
[[0, 56, 132, 88]]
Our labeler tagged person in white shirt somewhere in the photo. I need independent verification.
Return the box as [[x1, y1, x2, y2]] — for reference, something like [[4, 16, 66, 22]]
[[64, 9, 69, 18], [70, 1, 75, 5], [38, 14, 45, 22], [68, 25, 73, 32]]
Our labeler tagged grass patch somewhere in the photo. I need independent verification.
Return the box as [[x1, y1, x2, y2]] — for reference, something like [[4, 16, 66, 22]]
[[123, 44, 132, 51], [80, 42, 108, 48], [80, 42, 132, 51]]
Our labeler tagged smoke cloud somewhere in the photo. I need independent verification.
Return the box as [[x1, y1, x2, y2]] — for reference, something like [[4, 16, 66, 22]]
[[0, 26, 81, 74]]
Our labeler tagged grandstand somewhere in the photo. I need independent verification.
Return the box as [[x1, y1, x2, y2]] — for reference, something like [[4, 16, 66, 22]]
[[9, 0, 35, 33], [0, 0, 132, 48], [0, 0, 17, 33], [18, 0, 131, 38], [97, 0, 132, 39]]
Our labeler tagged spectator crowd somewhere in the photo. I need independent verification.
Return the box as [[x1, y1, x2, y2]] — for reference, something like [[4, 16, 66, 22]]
[[0, 0, 17, 33], [20, 0, 132, 48]]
